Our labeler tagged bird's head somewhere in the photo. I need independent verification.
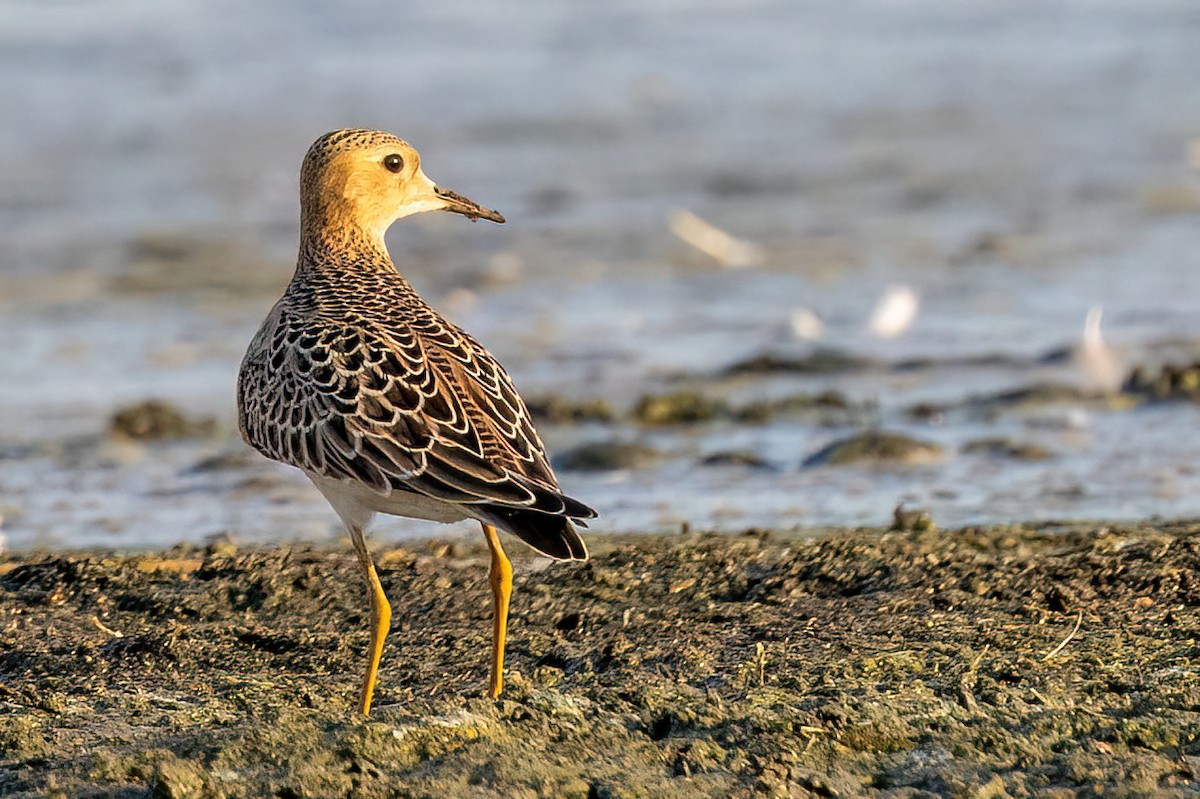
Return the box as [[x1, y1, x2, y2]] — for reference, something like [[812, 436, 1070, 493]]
[[300, 129, 505, 239]]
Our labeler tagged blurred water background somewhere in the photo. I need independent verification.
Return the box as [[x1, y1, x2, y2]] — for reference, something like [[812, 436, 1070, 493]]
[[3, 0, 1200, 551]]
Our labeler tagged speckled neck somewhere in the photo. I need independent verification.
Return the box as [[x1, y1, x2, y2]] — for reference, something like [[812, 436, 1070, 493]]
[[297, 212, 396, 276]]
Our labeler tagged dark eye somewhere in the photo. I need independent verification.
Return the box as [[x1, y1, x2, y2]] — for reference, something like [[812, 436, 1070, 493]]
[[383, 153, 404, 173]]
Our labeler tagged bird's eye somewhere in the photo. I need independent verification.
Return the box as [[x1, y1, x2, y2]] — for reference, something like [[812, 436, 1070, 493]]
[[383, 154, 404, 173]]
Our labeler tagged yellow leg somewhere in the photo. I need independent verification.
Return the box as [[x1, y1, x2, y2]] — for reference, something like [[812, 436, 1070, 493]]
[[349, 525, 391, 717], [483, 524, 512, 698]]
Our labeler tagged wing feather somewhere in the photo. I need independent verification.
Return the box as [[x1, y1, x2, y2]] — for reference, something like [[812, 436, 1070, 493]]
[[238, 305, 594, 522]]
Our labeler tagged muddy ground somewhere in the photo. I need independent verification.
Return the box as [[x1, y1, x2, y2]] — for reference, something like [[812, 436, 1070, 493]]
[[2, 522, 1199, 798]]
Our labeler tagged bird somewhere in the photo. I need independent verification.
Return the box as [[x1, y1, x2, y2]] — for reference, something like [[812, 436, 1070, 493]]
[[237, 129, 596, 716]]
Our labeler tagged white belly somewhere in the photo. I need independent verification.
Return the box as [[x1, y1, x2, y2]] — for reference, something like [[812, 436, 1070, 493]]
[[307, 473, 472, 531]]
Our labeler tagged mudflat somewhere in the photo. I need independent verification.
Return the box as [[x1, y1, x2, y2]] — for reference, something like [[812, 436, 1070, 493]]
[[2, 522, 1198, 798]]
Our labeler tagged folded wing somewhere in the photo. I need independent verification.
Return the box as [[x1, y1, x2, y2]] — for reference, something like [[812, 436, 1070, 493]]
[[238, 308, 595, 558]]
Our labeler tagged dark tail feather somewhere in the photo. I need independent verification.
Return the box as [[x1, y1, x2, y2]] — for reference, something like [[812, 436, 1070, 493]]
[[479, 506, 589, 560]]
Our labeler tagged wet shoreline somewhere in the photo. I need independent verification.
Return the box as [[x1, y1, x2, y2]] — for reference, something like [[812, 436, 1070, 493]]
[[5, 2, 1200, 549], [3, 521, 1198, 797]]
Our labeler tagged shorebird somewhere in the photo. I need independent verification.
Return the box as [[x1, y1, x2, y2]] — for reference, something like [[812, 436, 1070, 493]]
[[237, 129, 595, 716]]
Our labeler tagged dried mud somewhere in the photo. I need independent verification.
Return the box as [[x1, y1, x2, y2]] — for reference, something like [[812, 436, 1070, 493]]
[[2, 522, 1200, 798]]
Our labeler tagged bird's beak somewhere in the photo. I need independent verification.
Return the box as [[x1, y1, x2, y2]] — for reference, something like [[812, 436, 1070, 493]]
[[434, 186, 506, 224]]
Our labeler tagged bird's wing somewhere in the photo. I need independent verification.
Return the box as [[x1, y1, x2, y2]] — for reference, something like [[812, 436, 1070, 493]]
[[239, 308, 594, 519], [417, 321, 595, 518]]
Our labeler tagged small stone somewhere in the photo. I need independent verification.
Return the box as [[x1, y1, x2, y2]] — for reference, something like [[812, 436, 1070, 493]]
[[961, 437, 1053, 461], [892, 504, 936, 533], [633, 391, 726, 425], [722, 348, 874, 376], [525, 396, 616, 424], [109, 400, 215, 441], [699, 450, 773, 469], [803, 430, 943, 467], [554, 440, 660, 472]]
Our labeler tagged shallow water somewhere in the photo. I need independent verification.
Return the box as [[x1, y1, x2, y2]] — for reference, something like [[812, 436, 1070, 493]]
[[3, 1, 1200, 550]]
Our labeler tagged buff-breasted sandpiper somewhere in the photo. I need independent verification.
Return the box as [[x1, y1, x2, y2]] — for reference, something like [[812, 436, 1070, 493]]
[[237, 129, 596, 716]]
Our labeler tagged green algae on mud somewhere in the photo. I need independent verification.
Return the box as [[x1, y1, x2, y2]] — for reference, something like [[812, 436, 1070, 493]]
[[2, 523, 1200, 798]]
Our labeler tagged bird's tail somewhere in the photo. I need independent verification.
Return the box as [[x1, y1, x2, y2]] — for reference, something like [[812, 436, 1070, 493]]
[[479, 505, 591, 560]]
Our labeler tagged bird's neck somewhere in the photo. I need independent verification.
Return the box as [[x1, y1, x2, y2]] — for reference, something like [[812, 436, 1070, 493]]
[[297, 211, 397, 275]]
